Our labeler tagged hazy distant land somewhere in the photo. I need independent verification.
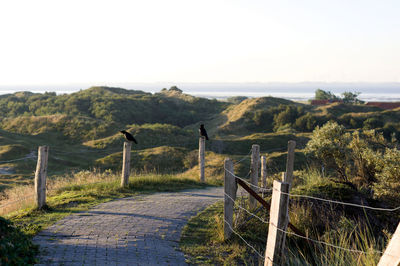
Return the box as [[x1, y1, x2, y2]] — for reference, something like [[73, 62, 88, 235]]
[[0, 82, 399, 101]]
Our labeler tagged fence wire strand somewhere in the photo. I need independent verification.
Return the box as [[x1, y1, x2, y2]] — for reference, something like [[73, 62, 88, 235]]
[[269, 222, 400, 260], [224, 165, 272, 193], [0, 193, 35, 209], [274, 188, 400, 212], [233, 149, 252, 165], [224, 217, 265, 259], [224, 191, 269, 224], [0, 155, 36, 164]]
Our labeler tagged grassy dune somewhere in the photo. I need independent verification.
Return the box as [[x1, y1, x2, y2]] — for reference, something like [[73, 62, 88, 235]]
[[1, 87, 400, 265]]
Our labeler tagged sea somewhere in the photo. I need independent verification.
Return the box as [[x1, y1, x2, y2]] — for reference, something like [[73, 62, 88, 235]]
[[0, 82, 399, 102]]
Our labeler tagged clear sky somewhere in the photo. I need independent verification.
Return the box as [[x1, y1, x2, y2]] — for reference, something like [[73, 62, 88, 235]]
[[0, 0, 399, 86]]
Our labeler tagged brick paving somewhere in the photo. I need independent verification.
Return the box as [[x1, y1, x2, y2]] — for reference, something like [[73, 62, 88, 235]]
[[34, 187, 223, 265]]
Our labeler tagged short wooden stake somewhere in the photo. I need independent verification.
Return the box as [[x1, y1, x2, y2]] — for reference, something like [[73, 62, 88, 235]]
[[265, 180, 290, 266], [199, 136, 205, 182], [121, 142, 132, 187], [249, 144, 260, 209], [378, 221, 400, 266], [224, 158, 237, 240], [35, 146, 49, 209], [284, 140, 296, 186], [261, 155, 267, 190]]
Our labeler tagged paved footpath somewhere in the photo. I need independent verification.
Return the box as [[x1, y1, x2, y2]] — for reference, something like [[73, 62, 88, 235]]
[[34, 187, 223, 266]]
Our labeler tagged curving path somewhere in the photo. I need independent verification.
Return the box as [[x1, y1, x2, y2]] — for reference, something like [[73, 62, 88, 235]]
[[34, 187, 223, 266]]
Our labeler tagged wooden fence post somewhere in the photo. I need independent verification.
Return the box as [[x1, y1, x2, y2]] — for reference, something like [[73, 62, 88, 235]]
[[250, 144, 260, 209], [121, 141, 132, 187], [224, 158, 237, 240], [264, 180, 290, 266], [261, 155, 267, 189], [284, 140, 296, 186], [35, 146, 49, 209], [199, 136, 205, 182], [378, 221, 400, 266]]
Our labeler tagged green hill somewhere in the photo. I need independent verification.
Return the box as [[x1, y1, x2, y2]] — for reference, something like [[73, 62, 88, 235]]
[[0, 86, 228, 129], [1, 86, 400, 265], [1, 86, 400, 192]]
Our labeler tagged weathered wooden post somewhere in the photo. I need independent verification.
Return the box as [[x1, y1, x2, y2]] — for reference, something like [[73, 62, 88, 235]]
[[224, 158, 237, 240], [284, 140, 296, 186], [121, 141, 132, 187], [35, 146, 49, 209], [264, 180, 290, 266], [378, 221, 400, 266], [199, 136, 205, 182], [261, 155, 267, 190], [249, 144, 260, 209]]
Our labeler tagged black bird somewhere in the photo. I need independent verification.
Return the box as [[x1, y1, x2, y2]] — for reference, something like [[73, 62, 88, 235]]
[[199, 124, 209, 140], [120, 130, 138, 144]]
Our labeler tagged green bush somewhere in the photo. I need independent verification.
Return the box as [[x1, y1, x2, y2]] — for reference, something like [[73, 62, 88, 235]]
[[363, 117, 383, 130], [0, 217, 38, 265], [373, 148, 400, 204], [273, 105, 304, 131], [306, 121, 399, 190], [305, 121, 351, 181]]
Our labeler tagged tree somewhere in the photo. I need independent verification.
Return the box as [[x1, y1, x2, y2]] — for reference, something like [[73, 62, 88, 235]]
[[169, 86, 183, 93], [341, 91, 362, 104], [314, 89, 338, 100]]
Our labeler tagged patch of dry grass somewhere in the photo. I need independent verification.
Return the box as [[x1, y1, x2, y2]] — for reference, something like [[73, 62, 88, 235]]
[[0, 169, 117, 215]]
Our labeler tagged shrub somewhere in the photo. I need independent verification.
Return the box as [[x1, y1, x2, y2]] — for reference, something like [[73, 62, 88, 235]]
[[273, 105, 304, 131], [227, 96, 248, 104], [363, 117, 383, 130], [306, 121, 398, 190], [373, 148, 400, 204], [305, 121, 351, 181], [294, 113, 322, 132], [0, 217, 38, 265]]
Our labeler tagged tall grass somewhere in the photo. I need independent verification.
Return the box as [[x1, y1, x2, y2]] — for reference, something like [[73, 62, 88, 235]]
[[180, 164, 393, 265], [0, 169, 206, 216], [0, 169, 116, 215], [287, 220, 386, 265]]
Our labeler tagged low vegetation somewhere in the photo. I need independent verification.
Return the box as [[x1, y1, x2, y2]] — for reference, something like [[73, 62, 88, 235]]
[[1, 171, 210, 265], [181, 122, 400, 265], [1, 87, 400, 264], [0, 216, 38, 265]]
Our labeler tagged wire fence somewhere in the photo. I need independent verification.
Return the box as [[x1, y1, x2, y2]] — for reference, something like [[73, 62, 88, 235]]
[[0, 152, 37, 164], [222, 146, 400, 264], [0, 139, 202, 213], [225, 184, 400, 263], [0, 193, 35, 209], [2, 140, 400, 263], [0, 173, 121, 213], [275, 188, 400, 212], [270, 222, 400, 260], [0, 139, 199, 163], [224, 165, 272, 193], [224, 191, 269, 225], [223, 217, 265, 259], [233, 149, 252, 165]]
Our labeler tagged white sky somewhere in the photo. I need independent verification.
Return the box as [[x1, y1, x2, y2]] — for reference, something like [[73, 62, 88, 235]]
[[0, 0, 399, 85]]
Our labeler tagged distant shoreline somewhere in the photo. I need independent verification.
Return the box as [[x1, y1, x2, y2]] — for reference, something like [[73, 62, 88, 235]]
[[0, 82, 400, 102]]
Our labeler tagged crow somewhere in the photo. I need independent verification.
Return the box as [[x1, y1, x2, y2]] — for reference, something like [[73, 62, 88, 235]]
[[199, 124, 209, 140], [120, 130, 138, 144]]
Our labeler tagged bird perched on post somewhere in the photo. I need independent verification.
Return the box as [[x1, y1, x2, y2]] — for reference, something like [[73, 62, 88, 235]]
[[199, 124, 209, 140], [120, 130, 138, 144]]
